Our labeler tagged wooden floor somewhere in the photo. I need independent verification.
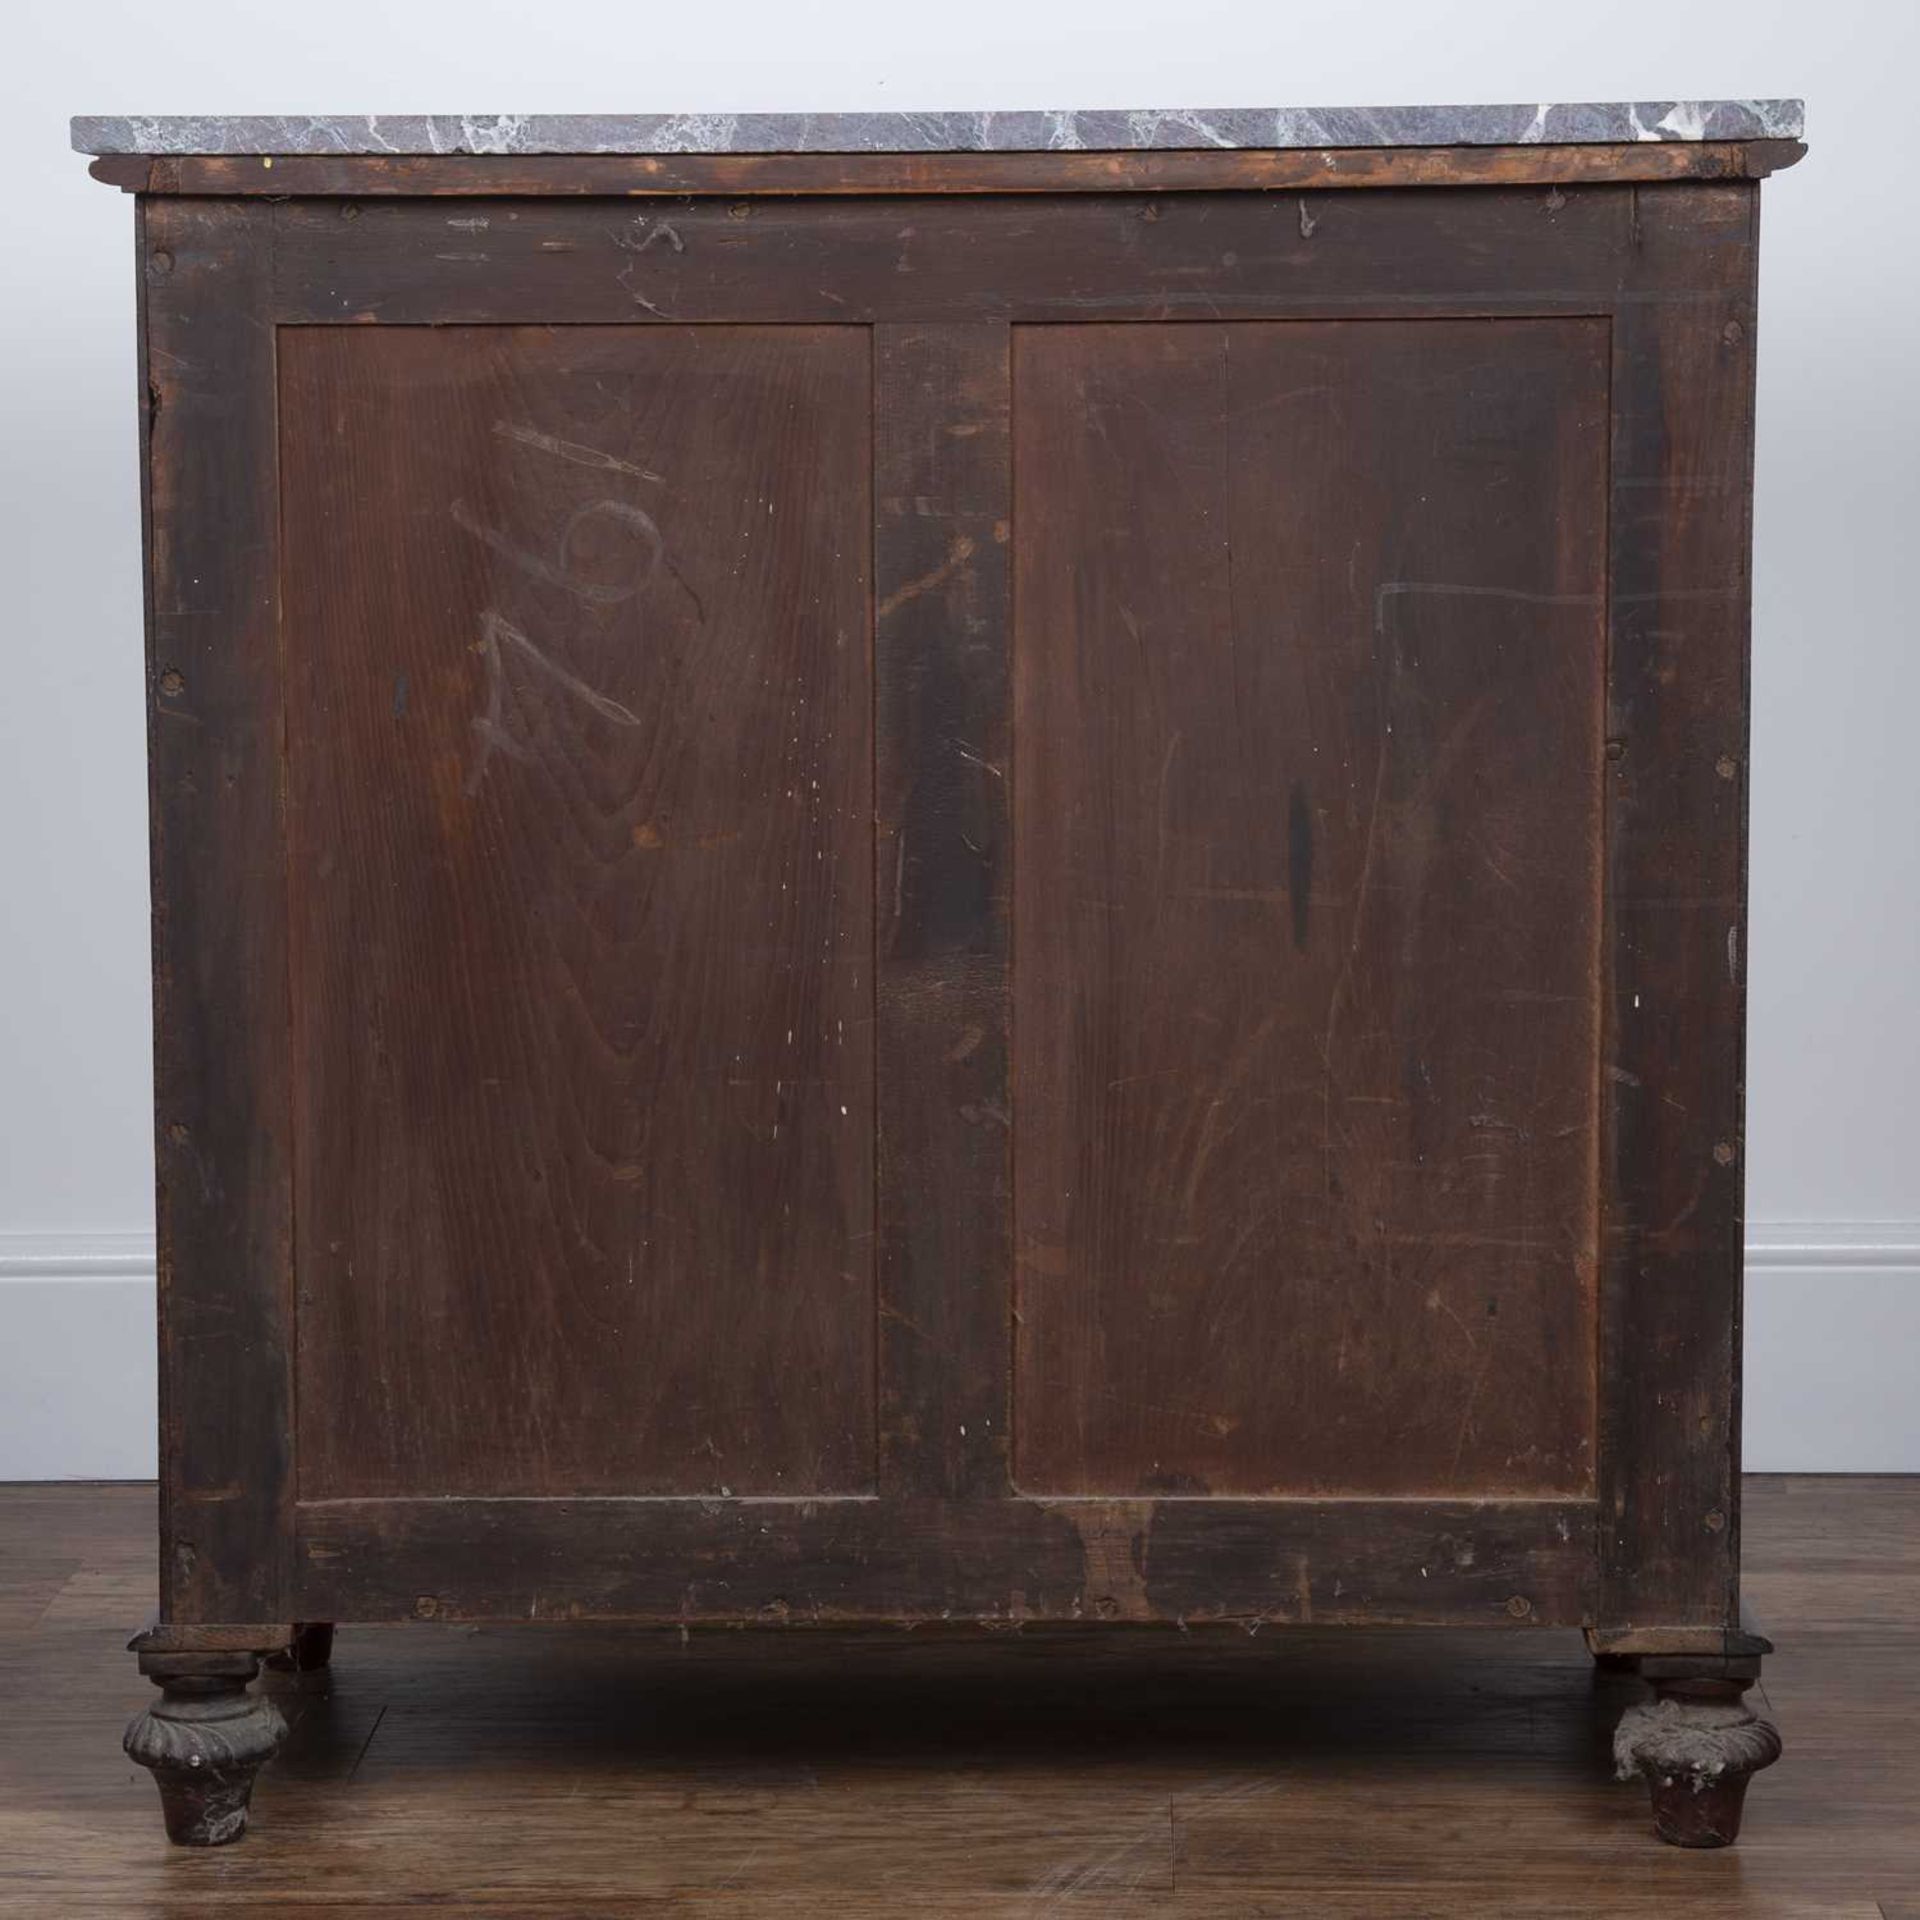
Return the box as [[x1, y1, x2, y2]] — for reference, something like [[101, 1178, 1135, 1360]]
[[0, 1478, 1913, 1916]]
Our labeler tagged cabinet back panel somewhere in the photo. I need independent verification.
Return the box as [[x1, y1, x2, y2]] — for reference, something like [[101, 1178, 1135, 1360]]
[[281, 325, 876, 1500], [1011, 319, 1608, 1499]]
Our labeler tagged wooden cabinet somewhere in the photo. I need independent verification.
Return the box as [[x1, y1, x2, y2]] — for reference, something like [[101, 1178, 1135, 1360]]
[[77, 102, 1804, 1850]]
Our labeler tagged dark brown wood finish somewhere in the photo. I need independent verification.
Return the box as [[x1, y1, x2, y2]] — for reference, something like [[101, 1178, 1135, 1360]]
[[1010, 319, 1608, 1500], [126, 180, 1767, 1619], [873, 324, 1013, 1501], [88, 139, 1807, 197], [279, 324, 876, 1500], [291, 1495, 1592, 1624], [101, 146, 1793, 1847], [1597, 181, 1759, 1632], [142, 198, 295, 1623], [263, 187, 1689, 329]]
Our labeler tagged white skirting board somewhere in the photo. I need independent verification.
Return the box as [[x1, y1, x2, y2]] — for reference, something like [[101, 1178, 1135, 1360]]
[[1, 1228, 1915, 1480], [1740, 1225, 1920, 1471], [0, 1234, 158, 1482]]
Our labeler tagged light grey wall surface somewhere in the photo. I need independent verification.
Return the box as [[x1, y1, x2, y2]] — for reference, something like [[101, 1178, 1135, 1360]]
[[2, 0, 1915, 1477]]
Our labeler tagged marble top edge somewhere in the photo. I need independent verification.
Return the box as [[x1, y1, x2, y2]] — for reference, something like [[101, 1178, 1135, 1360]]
[[72, 101, 1804, 158]]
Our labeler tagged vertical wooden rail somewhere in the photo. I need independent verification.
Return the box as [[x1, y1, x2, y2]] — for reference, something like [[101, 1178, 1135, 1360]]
[[1598, 182, 1759, 1633], [873, 324, 1014, 1501], [143, 198, 295, 1621]]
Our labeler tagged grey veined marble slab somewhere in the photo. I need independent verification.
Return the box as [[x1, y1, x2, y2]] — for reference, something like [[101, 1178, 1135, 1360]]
[[71, 101, 1804, 158]]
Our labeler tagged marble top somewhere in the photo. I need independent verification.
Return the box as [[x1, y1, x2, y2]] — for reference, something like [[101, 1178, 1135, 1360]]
[[72, 101, 1804, 158]]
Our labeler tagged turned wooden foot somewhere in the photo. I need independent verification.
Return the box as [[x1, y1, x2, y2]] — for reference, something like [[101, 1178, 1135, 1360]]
[[124, 1658, 286, 1845], [1613, 1673, 1781, 1848]]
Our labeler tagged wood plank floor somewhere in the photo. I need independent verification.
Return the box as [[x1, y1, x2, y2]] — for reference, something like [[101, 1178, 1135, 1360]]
[[0, 1476, 1913, 1916]]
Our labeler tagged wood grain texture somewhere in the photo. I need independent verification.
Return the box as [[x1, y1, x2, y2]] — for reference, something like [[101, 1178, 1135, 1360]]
[[1596, 183, 1760, 1630], [1, 1478, 1914, 1915], [278, 325, 876, 1499], [266, 187, 1673, 330], [1011, 320, 1609, 1499], [290, 1495, 1592, 1625], [87, 140, 1809, 197], [873, 325, 1014, 1500], [113, 177, 1777, 1643], [142, 198, 296, 1621]]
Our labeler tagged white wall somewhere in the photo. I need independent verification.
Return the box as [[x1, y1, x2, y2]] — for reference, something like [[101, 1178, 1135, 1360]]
[[3, 0, 1916, 1478]]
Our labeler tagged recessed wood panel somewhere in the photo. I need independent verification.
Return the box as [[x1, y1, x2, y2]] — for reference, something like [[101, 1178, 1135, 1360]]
[[282, 325, 874, 1499], [1012, 320, 1608, 1499]]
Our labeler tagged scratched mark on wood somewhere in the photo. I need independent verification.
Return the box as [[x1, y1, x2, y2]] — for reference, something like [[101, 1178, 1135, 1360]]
[[1010, 320, 1609, 1499], [280, 324, 876, 1499]]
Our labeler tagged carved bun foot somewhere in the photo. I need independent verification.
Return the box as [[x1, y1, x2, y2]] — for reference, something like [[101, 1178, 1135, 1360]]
[[1644, 1767, 1758, 1848], [125, 1668, 287, 1845], [1613, 1678, 1781, 1849]]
